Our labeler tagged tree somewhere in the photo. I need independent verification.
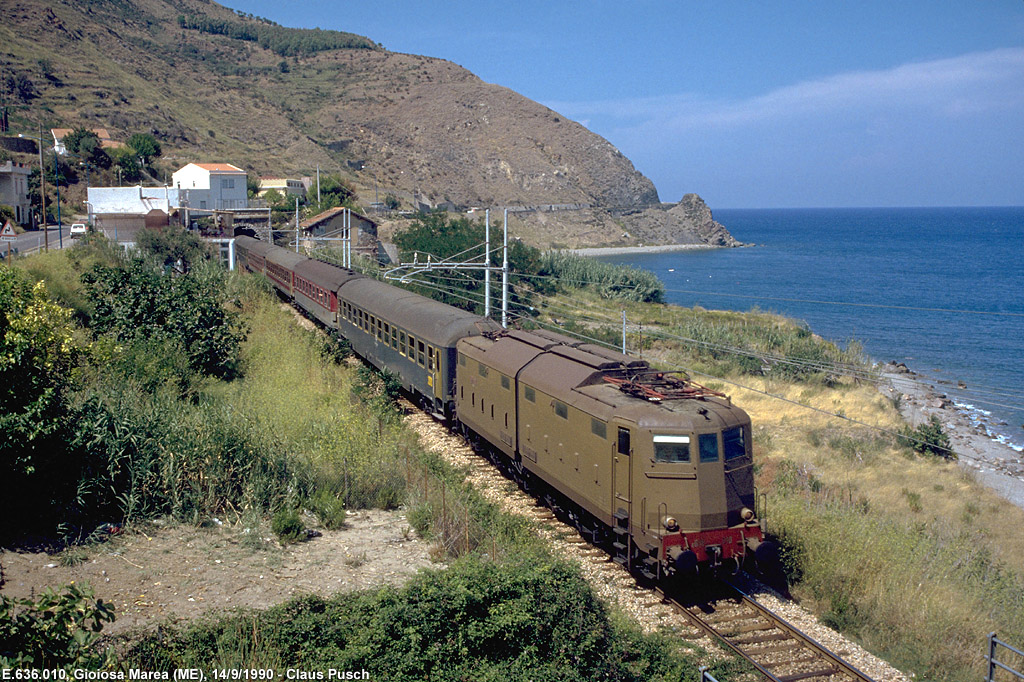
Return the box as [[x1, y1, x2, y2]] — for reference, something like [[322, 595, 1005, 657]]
[[0, 270, 84, 532], [393, 212, 544, 314], [135, 227, 211, 272], [109, 147, 141, 183], [127, 133, 161, 165], [63, 129, 99, 157], [82, 260, 245, 380], [246, 173, 261, 199], [62, 129, 111, 170], [313, 173, 354, 212]]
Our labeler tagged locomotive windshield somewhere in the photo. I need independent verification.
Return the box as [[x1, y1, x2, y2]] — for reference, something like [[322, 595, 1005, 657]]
[[724, 427, 746, 460], [653, 434, 690, 462]]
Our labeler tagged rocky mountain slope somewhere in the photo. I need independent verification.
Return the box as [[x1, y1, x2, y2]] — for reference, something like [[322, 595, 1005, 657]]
[[0, 0, 738, 248]]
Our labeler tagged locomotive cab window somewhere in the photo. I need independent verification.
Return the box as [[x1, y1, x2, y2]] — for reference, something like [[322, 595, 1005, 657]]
[[553, 401, 568, 420], [699, 433, 719, 463], [524, 386, 536, 403], [724, 427, 746, 461], [591, 419, 607, 439], [459, 353, 467, 367], [653, 434, 690, 462]]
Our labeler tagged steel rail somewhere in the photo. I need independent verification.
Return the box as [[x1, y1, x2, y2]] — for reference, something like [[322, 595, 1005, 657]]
[[660, 583, 876, 682]]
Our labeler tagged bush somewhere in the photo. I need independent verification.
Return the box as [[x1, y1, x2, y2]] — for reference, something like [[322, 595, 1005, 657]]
[[126, 554, 701, 680], [271, 509, 305, 544], [903, 415, 953, 459], [82, 259, 245, 380], [0, 583, 115, 669], [540, 251, 665, 303]]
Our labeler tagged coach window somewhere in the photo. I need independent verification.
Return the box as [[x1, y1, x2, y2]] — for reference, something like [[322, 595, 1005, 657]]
[[417, 341, 426, 367], [699, 433, 719, 463], [390, 328, 398, 350], [399, 331, 407, 356]]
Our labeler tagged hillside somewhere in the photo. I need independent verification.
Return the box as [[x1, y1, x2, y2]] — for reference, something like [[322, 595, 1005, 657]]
[[0, 0, 737, 248]]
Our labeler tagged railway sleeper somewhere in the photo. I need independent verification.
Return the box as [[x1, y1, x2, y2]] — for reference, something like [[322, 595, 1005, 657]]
[[760, 654, 827, 670], [733, 631, 791, 646], [775, 668, 840, 682]]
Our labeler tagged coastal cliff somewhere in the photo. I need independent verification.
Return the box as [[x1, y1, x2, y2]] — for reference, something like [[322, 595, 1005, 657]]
[[505, 193, 740, 250]]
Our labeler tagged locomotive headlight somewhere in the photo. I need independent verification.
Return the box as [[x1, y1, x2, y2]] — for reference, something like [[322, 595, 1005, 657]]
[[662, 516, 679, 531], [741, 507, 755, 522]]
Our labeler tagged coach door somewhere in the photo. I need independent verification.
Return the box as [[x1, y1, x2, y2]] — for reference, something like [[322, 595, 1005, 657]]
[[427, 346, 443, 401]]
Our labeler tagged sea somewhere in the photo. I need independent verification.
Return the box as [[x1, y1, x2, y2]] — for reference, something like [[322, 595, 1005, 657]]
[[594, 206, 1024, 451]]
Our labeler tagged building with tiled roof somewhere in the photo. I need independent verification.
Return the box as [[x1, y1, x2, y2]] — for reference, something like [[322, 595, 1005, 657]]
[[171, 162, 248, 211], [300, 206, 379, 261], [50, 128, 125, 155]]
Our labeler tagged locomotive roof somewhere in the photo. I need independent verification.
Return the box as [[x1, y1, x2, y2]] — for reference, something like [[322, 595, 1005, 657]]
[[340, 278, 500, 346], [463, 329, 747, 430], [293, 258, 364, 291]]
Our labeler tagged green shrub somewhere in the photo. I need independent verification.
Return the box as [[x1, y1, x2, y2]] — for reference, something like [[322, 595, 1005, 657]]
[[902, 415, 953, 459], [126, 554, 703, 680], [271, 509, 305, 544], [540, 251, 665, 303], [0, 583, 115, 669]]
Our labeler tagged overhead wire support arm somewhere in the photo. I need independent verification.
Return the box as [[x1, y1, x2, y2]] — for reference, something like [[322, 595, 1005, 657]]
[[382, 207, 511, 328]]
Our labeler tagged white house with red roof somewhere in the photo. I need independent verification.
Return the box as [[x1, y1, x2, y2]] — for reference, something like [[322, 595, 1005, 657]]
[[171, 162, 248, 211], [50, 128, 125, 155]]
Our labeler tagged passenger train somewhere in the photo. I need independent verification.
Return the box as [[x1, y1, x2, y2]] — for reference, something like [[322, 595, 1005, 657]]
[[235, 235, 776, 579]]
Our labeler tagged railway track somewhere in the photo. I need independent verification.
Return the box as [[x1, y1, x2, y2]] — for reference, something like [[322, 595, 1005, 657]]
[[401, 400, 881, 682], [664, 583, 876, 682]]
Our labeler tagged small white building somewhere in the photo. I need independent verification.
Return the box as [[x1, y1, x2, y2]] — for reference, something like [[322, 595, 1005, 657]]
[[171, 163, 247, 211], [87, 185, 181, 216], [258, 177, 305, 198], [86, 185, 181, 243], [0, 161, 32, 225]]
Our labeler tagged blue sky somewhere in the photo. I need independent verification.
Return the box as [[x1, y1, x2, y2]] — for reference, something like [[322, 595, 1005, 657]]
[[223, 1, 1024, 208]]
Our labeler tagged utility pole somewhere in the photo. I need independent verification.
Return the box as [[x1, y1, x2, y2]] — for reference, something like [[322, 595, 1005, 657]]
[[484, 209, 491, 319], [54, 152, 62, 248], [502, 209, 508, 329], [38, 124, 48, 252], [622, 310, 627, 354]]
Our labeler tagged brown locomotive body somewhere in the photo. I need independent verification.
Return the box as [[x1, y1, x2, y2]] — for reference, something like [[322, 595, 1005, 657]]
[[456, 327, 766, 578]]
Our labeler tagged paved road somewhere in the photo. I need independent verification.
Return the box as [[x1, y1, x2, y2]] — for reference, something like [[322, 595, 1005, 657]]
[[5, 226, 72, 255]]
